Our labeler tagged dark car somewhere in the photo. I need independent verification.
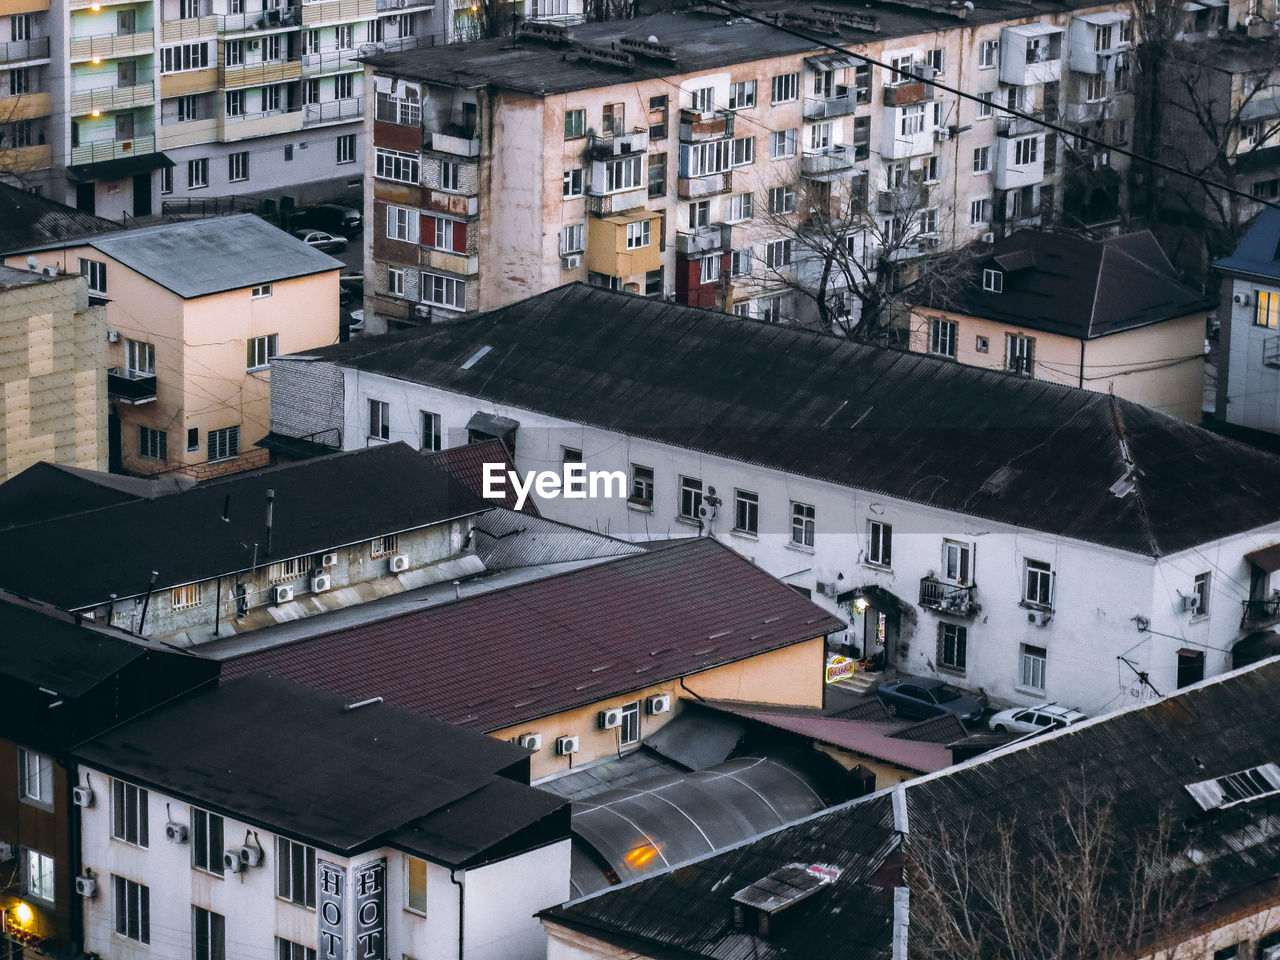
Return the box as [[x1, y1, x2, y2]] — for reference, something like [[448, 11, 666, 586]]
[[876, 677, 986, 723], [291, 203, 362, 236]]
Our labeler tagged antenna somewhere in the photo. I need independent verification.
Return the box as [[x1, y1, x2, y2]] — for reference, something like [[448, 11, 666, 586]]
[[264, 489, 275, 556]]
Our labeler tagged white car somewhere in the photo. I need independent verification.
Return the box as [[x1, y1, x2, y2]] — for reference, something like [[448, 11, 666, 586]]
[[988, 703, 1088, 735]]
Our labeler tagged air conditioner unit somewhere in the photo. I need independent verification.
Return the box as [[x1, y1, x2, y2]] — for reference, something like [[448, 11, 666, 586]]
[[398, 0, 409, 7], [41, 265, 59, 277], [247, 38, 260, 49], [223, 850, 245, 873], [389, 553, 411, 573], [555, 735, 579, 755], [1181, 594, 1201, 613], [310, 573, 332, 593], [646, 694, 671, 715], [980, 232, 995, 243], [321, 552, 338, 567], [75, 876, 98, 898], [697, 502, 717, 522], [414, 304, 433, 319], [599, 708, 623, 730], [517, 732, 542, 751], [273, 584, 294, 604], [1233, 292, 1251, 306], [165, 821, 189, 844], [72, 785, 95, 807], [562, 254, 582, 269], [239, 845, 264, 868], [0, 842, 12, 862], [107, 329, 120, 343], [1027, 609, 1052, 627], [816, 580, 839, 598], [934, 127, 951, 141]]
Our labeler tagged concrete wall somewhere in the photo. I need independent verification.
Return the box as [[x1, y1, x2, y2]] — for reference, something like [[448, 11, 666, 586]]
[[464, 840, 573, 960]]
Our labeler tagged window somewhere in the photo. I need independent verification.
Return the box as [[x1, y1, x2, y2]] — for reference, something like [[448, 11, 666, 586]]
[[868, 520, 892, 566], [188, 807, 225, 878], [938, 623, 967, 671], [269, 557, 305, 584], [1006, 333, 1034, 376], [223, 89, 246, 119], [769, 129, 797, 159], [278, 940, 317, 960], [1003, 85, 1024, 111], [923, 155, 940, 183], [277, 838, 316, 907], [626, 220, 651, 249], [161, 41, 210, 72], [226, 150, 249, 183], [11, 13, 30, 40], [976, 91, 994, 119], [726, 192, 753, 222], [730, 136, 754, 167], [689, 200, 710, 228], [1085, 74, 1106, 102], [174, 94, 198, 122], [187, 428, 199, 451], [730, 248, 752, 276], [334, 23, 352, 48], [432, 160, 459, 194], [982, 268, 1003, 293], [1021, 644, 1046, 691], [563, 167, 584, 198], [562, 447, 583, 468], [113, 876, 150, 943], [375, 148, 419, 184], [386, 205, 419, 243], [942, 539, 971, 584], [171, 583, 201, 610], [603, 155, 642, 192], [420, 272, 466, 311], [370, 535, 398, 558], [645, 268, 664, 296], [193, 907, 225, 960], [771, 72, 799, 103], [564, 108, 585, 139], [251, 283, 272, 299], [685, 140, 730, 177], [601, 102, 624, 136], [188, 157, 209, 189], [425, 216, 466, 253], [18, 750, 51, 806], [23, 849, 54, 902], [247, 334, 277, 370], [417, 411, 442, 452], [700, 256, 722, 284], [261, 83, 283, 113], [1214, 946, 1240, 960], [161, 166, 173, 194], [979, 38, 999, 67], [972, 146, 991, 174], [369, 398, 390, 440], [1094, 22, 1113, 50], [679, 476, 703, 519], [80, 258, 107, 295], [335, 73, 354, 99], [975, 335, 989, 353], [729, 80, 756, 109], [630, 465, 654, 505], [120, 340, 155, 380], [768, 185, 795, 214], [900, 104, 926, 137], [1024, 559, 1053, 607], [647, 154, 666, 197], [560, 224, 584, 255], [691, 86, 714, 113], [1014, 137, 1038, 165], [1256, 290, 1280, 328], [138, 427, 167, 461], [619, 701, 641, 745], [225, 39, 244, 66], [337, 134, 356, 164], [928, 318, 957, 358], [970, 198, 992, 225], [405, 857, 427, 914], [112, 780, 149, 847], [925, 47, 945, 74], [759, 295, 784, 323], [809, 121, 832, 150], [790, 502, 815, 548], [1193, 572, 1210, 615], [733, 489, 758, 535], [208, 426, 240, 462], [386, 267, 405, 297], [853, 63, 871, 103], [765, 238, 793, 268]]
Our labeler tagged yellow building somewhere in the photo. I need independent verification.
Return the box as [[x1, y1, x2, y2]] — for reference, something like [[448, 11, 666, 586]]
[[909, 229, 1213, 421], [0, 264, 107, 481], [5, 213, 341, 477]]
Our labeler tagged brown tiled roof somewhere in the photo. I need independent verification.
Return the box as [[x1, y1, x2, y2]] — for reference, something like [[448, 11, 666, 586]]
[[221, 537, 845, 731], [423, 438, 537, 514]]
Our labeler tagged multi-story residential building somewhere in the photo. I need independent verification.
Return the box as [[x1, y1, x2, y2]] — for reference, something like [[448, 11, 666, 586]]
[[908, 228, 1213, 421], [3, 213, 339, 476], [0, 443, 492, 645], [0, 594, 219, 960], [1214, 206, 1280, 434], [359, 0, 1147, 332], [267, 283, 1280, 714], [0, 0, 60, 197], [0, 263, 108, 481], [71, 672, 572, 960]]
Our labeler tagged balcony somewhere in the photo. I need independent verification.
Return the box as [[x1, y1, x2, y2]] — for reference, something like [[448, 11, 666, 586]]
[[883, 81, 931, 107], [301, 47, 360, 74], [587, 187, 647, 215], [221, 108, 303, 139], [993, 132, 1045, 191], [675, 223, 731, 257], [677, 171, 732, 199], [159, 117, 218, 148], [425, 130, 480, 157], [71, 82, 154, 117], [1065, 101, 1106, 125], [0, 0, 50, 13], [585, 212, 661, 278], [70, 30, 153, 62], [1000, 24, 1063, 86], [422, 249, 478, 275], [220, 58, 303, 89], [878, 181, 929, 213], [376, 0, 435, 8], [424, 188, 477, 217], [160, 15, 219, 41], [71, 133, 156, 165], [0, 90, 51, 120], [159, 66, 218, 98], [220, 6, 302, 32], [107, 368, 157, 404], [303, 95, 363, 125], [801, 146, 855, 181], [803, 94, 857, 120], [1242, 596, 1280, 629], [919, 578, 980, 618], [0, 142, 51, 173], [303, 0, 378, 26], [1264, 334, 1280, 369], [678, 107, 733, 143], [0, 35, 50, 65], [995, 114, 1043, 139], [586, 126, 649, 159]]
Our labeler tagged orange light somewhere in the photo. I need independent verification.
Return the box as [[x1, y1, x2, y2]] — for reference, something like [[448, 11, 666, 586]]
[[623, 844, 659, 869], [13, 904, 33, 927], [90, 1, 100, 8], [91, 108, 101, 117], [91, 56, 101, 64]]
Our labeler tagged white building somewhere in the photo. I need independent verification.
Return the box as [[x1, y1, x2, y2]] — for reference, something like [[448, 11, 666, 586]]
[[269, 284, 1280, 715], [72, 673, 571, 960], [1214, 208, 1280, 436]]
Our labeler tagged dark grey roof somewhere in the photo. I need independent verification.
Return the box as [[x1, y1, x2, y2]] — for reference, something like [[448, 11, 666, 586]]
[[470, 506, 645, 569], [73, 672, 569, 860], [1214, 207, 1280, 282], [934, 229, 1214, 338], [0, 462, 193, 529], [310, 283, 1280, 557], [0, 444, 491, 609], [0, 182, 121, 256], [87, 213, 341, 298], [538, 747, 688, 801]]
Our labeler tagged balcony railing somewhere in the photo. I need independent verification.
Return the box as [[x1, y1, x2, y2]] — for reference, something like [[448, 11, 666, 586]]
[[586, 126, 649, 158], [878, 181, 929, 212], [678, 107, 733, 142], [586, 187, 647, 216], [220, 58, 303, 88], [301, 47, 360, 73], [69, 30, 153, 62], [71, 133, 156, 165], [676, 223, 731, 257], [107, 368, 158, 404], [801, 146, 855, 179], [1263, 334, 1280, 369], [71, 82, 155, 116], [425, 129, 479, 157], [919, 577, 980, 617], [677, 170, 733, 199], [220, 5, 302, 31], [303, 95, 363, 124], [376, 0, 435, 9], [1243, 596, 1280, 627], [0, 35, 50, 64], [995, 114, 1044, 138], [803, 93, 858, 120], [883, 81, 932, 106]]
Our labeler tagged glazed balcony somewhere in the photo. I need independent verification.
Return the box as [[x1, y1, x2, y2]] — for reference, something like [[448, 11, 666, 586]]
[[678, 107, 733, 142]]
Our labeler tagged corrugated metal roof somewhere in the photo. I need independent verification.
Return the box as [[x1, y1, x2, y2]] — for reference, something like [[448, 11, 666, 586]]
[[0, 182, 120, 255], [1215, 207, 1280, 282], [470, 506, 645, 570], [424, 439, 534, 512]]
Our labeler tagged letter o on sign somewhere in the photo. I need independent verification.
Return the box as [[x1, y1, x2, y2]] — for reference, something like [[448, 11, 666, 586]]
[[322, 901, 342, 925], [359, 901, 380, 925]]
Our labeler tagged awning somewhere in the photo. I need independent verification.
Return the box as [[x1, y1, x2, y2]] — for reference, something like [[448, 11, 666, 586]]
[[68, 151, 174, 182], [1240, 97, 1280, 123], [106, 370, 156, 404], [837, 583, 909, 619], [1007, 21, 1063, 35], [805, 52, 862, 71], [994, 249, 1036, 272], [466, 411, 518, 442], [1245, 543, 1280, 572], [1233, 631, 1280, 669]]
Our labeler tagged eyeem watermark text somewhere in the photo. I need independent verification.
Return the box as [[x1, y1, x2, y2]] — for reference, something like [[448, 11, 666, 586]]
[[483, 463, 626, 511]]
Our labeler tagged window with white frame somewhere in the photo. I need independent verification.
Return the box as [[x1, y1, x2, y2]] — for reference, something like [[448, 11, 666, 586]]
[[769, 129, 797, 158], [368, 398, 390, 440], [686, 140, 730, 177], [1193, 572, 1210, 615], [18, 749, 51, 806], [900, 104, 926, 136], [138, 427, 166, 461], [420, 411, 441, 452], [730, 248, 752, 276], [161, 41, 210, 72], [375, 148, 419, 184], [125, 338, 154, 377], [1006, 333, 1034, 375], [438, 159, 461, 192], [1085, 74, 1107, 102], [925, 47, 945, 74], [192, 807, 224, 876], [564, 108, 585, 139], [247, 334, 277, 370], [1021, 643, 1046, 691], [867, 519, 892, 566], [973, 146, 991, 174], [1024, 558, 1053, 607], [771, 72, 799, 103], [982, 268, 1003, 293], [730, 136, 755, 166], [970, 197, 992, 225], [188, 157, 208, 189], [923, 155, 940, 182], [420, 272, 466, 310], [261, 84, 282, 112], [80, 258, 107, 295], [208, 425, 240, 462], [979, 38, 999, 67], [619, 701, 641, 745], [759, 295, 784, 323], [386, 204, 419, 242], [112, 779, 149, 847], [1014, 137, 1038, 165], [225, 89, 245, 117], [631, 464, 654, 504], [228, 151, 249, 182], [113, 876, 150, 942], [768, 184, 795, 214], [729, 79, 756, 109], [976, 91, 994, 119], [919, 208, 937, 234], [252, 283, 272, 299], [765, 238, 793, 268], [790, 501, 815, 548], [689, 200, 710, 228], [733, 489, 758, 534], [23, 849, 54, 902], [938, 622, 967, 671], [405, 857, 427, 914], [171, 582, 201, 610], [387, 267, 405, 297], [928, 318, 957, 358], [700, 256, 721, 284], [563, 167, 584, 198], [679, 476, 703, 519], [279, 939, 316, 960], [808, 121, 832, 150], [337, 134, 356, 164], [276, 837, 316, 907], [604, 155, 643, 192], [726, 192, 754, 222], [942, 539, 971, 584], [194, 907, 225, 960], [626, 220, 651, 249], [561, 224, 584, 254], [690, 86, 714, 112]]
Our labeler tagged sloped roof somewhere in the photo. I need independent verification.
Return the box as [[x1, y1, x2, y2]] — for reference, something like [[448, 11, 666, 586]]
[[424, 438, 534, 512], [0, 182, 120, 255], [933, 229, 1213, 338], [0, 461, 193, 528], [87, 213, 341, 298], [1214, 207, 1280, 282], [0, 444, 490, 609], [220, 537, 844, 732], [314, 283, 1280, 557]]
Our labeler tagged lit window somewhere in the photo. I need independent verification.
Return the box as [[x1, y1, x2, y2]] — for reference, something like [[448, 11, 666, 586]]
[[405, 857, 427, 914], [1256, 290, 1279, 328], [23, 849, 54, 902], [171, 583, 202, 610]]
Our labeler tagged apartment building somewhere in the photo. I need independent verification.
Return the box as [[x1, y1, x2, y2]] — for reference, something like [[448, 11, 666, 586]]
[[359, 0, 1148, 332], [1214, 207, 1280, 434]]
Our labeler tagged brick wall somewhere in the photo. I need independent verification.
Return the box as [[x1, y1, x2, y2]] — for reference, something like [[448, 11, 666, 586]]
[[269, 357, 345, 448]]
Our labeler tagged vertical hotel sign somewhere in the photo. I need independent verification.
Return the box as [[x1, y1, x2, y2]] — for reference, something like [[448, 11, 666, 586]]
[[318, 859, 386, 960]]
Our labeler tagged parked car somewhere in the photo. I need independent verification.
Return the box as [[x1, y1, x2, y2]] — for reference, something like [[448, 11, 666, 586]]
[[988, 703, 1088, 735], [291, 203, 362, 236], [876, 677, 986, 724], [292, 229, 348, 253]]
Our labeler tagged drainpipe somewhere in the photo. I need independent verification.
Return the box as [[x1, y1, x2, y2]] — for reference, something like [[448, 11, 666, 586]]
[[213, 575, 222, 638], [1078, 339, 1086, 389], [449, 868, 465, 960], [136, 570, 159, 635]]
